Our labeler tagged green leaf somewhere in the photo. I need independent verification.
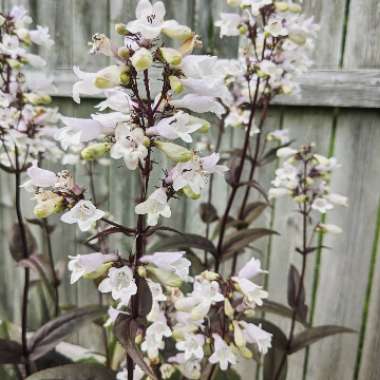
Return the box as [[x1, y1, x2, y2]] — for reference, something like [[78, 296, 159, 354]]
[[149, 233, 217, 256], [221, 228, 278, 259], [257, 299, 310, 327], [289, 325, 355, 354], [241, 202, 269, 225], [25, 363, 116, 380], [259, 320, 288, 380], [0, 338, 23, 364], [28, 305, 106, 360], [114, 315, 158, 380]]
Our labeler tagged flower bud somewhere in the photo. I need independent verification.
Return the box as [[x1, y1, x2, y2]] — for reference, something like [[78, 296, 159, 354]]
[[159, 47, 182, 66], [83, 262, 114, 280], [24, 93, 52, 105], [16, 28, 31, 44], [0, 15, 6, 27], [289, 3, 302, 13], [233, 321, 246, 347], [239, 24, 248, 35], [7, 59, 22, 69], [154, 141, 193, 162], [95, 65, 121, 89], [146, 266, 182, 288], [179, 34, 202, 56], [34, 196, 64, 219], [131, 48, 153, 72], [202, 270, 219, 281], [120, 71, 131, 86], [289, 32, 306, 46], [239, 345, 253, 359], [244, 309, 256, 318], [197, 118, 210, 133], [182, 186, 201, 200], [162, 25, 192, 42], [81, 142, 111, 161], [134, 331, 143, 345], [169, 76, 184, 94], [137, 265, 147, 278], [115, 23, 129, 35], [224, 298, 234, 319], [117, 46, 131, 59], [275, 2, 289, 12], [227, 0, 241, 7], [317, 223, 343, 235]]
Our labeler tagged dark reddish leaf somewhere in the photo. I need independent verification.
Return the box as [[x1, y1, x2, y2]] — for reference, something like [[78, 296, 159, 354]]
[[289, 325, 355, 354], [0, 338, 23, 364], [145, 225, 183, 237], [260, 140, 295, 166], [114, 315, 157, 380], [9, 222, 37, 262], [221, 228, 278, 259], [200, 203, 219, 223], [26, 218, 56, 234], [287, 265, 308, 322], [28, 305, 106, 360], [86, 226, 133, 243], [241, 201, 269, 224]]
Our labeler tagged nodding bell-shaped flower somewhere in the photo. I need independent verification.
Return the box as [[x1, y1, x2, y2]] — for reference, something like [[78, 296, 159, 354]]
[[176, 334, 205, 361], [135, 188, 171, 226], [33, 191, 64, 219], [68, 252, 118, 284], [159, 47, 182, 66], [131, 48, 153, 72], [81, 142, 111, 161], [22, 162, 57, 189], [239, 321, 272, 355], [60, 200, 105, 231], [208, 334, 237, 371]]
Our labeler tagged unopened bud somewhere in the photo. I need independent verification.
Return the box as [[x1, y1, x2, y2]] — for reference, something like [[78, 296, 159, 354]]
[[34, 197, 64, 219], [162, 25, 192, 42], [137, 266, 147, 278], [115, 23, 129, 35], [159, 47, 182, 66], [202, 270, 219, 281], [275, 2, 289, 12], [146, 266, 182, 288], [131, 48, 153, 72], [289, 3, 302, 13], [227, 0, 241, 7], [83, 262, 113, 280], [7, 59, 22, 69], [81, 142, 111, 161], [120, 71, 131, 86], [169, 76, 184, 94], [239, 24, 248, 35], [117, 46, 130, 59], [0, 15, 6, 27], [224, 298, 234, 319], [289, 32, 306, 46], [24, 93, 52, 105], [182, 186, 200, 200], [239, 345, 253, 359], [233, 321, 246, 347], [154, 141, 193, 162]]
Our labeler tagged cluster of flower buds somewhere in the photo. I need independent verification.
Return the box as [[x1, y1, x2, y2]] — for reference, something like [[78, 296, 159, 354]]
[[214, 0, 319, 129], [0, 6, 62, 168], [22, 162, 107, 231], [66, 246, 272, 379], [269, 144, 348, 233]]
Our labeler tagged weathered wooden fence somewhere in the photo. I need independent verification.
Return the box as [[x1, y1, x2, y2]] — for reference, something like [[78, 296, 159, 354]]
[[1, 0, 380, 379]]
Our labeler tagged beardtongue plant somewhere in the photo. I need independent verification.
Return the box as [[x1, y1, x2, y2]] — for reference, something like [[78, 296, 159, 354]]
[[22, 0, 275, 379], [0, 6, 67, 378]]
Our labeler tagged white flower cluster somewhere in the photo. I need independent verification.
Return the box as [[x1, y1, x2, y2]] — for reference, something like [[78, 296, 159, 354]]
[[269, 144, 348, 233], [215, 0, 319, 128], [67, 249, 272, 378], [0, 6, 62, 167]]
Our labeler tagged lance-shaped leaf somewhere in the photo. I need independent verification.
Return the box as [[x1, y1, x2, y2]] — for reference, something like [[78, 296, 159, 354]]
[[237, 180, 269, 203], [9, 222, 37, 262], [287, 265, 308, 322], [149, 233, 217, 256], [0, 338, 23, 364], [258, 320, 288, 380], [257, 299, 310, 327], [200, 203, 219, 223], [28, 305, 107, 360], [241, 201, 269, 225], [114, 315, 157, 380], [289, 325, 355, 354], [260, 140, 294, 166], [25, 363, 116, 380], [221, 228, 278, 259]]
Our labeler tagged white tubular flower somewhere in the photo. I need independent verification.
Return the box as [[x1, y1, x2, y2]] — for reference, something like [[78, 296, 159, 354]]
[[141, 251, 191, 279], [96, 90, 131, 112], [72, 65, 120, 103], [240, 321, 272, 354], [131, 48, 153, 71], [149, 112, 206, 143], [171, 153, 228, 195], [265, 19, 288, 37], [233, 277, 268, 307], [326, 193, 349, 207], [170, 94, 225, 118], [116, 365, 144, 380], [318, 223, 343, 235], [176, 334, 204, 361], [22, 162, 57, 188], [267, 129, 290, 145], [110, 124, 148, 170], [311, 197, 334, 214], [60, 200, 105, 231], [98, 266, 137, 305], [238, 258, 267, 280], [268, 188, 289, 200], [169, 354, 201, 380], [209, 334, 237, 371], [141, 314, 172, 359], [215, 13, 241, 37], [68, 252, 117, 284], [135, 188, 171, 226], [29, 25, 54, 47]]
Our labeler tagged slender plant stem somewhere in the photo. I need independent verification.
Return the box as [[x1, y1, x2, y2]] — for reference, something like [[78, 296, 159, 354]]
[[42, 219, 59, 317], [274, 161, 309, 380], [14, 147, 31, 376]]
